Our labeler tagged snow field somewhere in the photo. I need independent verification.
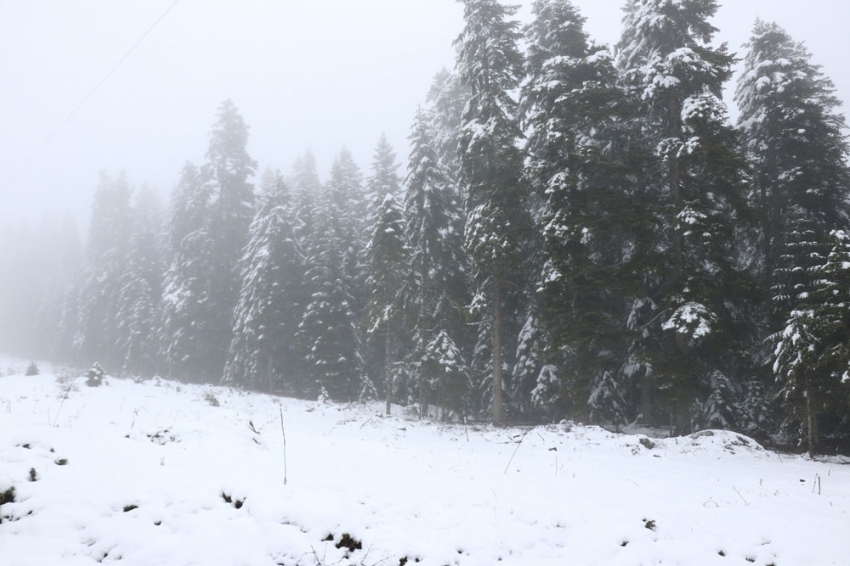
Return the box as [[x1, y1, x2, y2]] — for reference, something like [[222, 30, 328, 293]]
[[1, 368, 848, 565]]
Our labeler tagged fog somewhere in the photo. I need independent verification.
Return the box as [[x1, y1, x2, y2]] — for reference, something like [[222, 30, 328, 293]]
[[2, 0, 849, 229]]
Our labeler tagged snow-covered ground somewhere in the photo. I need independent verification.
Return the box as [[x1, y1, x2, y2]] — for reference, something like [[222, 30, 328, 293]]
[[1, 362, 848, 565]]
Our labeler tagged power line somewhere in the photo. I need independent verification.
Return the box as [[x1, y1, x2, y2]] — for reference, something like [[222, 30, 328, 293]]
[[1, 0, 181, 192]]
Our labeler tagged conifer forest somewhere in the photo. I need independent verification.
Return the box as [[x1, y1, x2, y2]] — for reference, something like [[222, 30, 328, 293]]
[[3, 0, 850, 456]]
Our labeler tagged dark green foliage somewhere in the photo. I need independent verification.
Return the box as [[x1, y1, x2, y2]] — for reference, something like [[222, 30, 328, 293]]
[[73, 172, 134, 370], [455, 0, 531, 425], [615, 0, 750, 432], [161, 101, 257, 383], [522, 0, 634, 423], [366, 134, 402, 207], [224, 170, 307, 394], [422, 330, 470, 420], [335, 533, 363, 553], [738, 21, 850, 453], [0, 486, 15, 524], [365, 191, 409, 410], [403, 106, 469, 415], [297, 196, 365, 401]]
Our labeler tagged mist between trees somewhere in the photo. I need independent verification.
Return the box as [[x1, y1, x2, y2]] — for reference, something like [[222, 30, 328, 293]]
[[2, 0, 849, 456]]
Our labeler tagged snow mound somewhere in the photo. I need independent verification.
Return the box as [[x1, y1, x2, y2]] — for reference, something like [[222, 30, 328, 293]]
[[678, 429, 766, 455]]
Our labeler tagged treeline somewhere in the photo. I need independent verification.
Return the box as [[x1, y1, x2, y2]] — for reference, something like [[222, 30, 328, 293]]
[[4, 0, 850, 454]]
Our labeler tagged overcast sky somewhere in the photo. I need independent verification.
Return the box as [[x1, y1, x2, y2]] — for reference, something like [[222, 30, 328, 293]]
[[2, 0, 849, 232]]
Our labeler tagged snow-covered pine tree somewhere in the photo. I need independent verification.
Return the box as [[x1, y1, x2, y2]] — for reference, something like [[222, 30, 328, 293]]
[[455, 0, 531, 426], [366, 134, 402, 209], [365, 192, 409, 413], [201, 99, 257, 381], [422, 330, 470, 421], [425, 69, 469, 184], [326, 148, 368, 314], [224, 170, 306, 394], [115, 186, 165, 378], [616, 0, 748, 432], [736, 20, 850, 295], [296, 193, 365, 401], [738, 21, 850, 453], [520, 0, 631, 425], [160, 163, 217, 382], [770, 212, 829, 454], [73, 171, 134, 370], [771, 219, 850, 454], [362, 136, 404, 394], [403, 107, 469, 416], [161, 102, 257, 383], [290, 151, 322, 251]]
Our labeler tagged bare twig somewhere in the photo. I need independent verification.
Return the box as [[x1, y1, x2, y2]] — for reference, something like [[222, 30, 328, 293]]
[[53, 390, 70, 427], [504, 429, 530, 474], [733, 486, 749, 506], [279, 407, 288, 485]]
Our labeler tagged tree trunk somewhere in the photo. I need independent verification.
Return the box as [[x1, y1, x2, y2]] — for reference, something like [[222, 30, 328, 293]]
[[418, 328, 429, 420], [805, 377, 817, 457], [492, 274, 504, 427], [640, 373, 654, 426], [385, 323, 393, 415]]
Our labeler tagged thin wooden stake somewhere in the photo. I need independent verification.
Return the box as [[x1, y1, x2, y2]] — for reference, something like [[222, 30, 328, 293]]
[[504, 429, 530, 474], [279, 407, 288, 485]]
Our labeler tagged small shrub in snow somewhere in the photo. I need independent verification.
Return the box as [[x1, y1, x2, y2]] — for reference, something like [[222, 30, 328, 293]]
[[0, 486, 15, 524], [25, 361, 39, 376], [318, 387, 330, 404], [86, 363, 105, 387], [203, 392, 220, 407], [221, 492, 244, 509], [335, 533, 362, 552]]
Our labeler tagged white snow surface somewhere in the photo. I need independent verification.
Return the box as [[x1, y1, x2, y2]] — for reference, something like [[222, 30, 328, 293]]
[[1, 366, 849, 565]]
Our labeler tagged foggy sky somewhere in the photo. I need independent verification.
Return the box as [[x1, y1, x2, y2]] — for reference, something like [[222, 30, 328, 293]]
[[2, 0, 849, 232]]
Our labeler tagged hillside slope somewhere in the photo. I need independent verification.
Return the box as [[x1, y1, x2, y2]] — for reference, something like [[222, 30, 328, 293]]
[[1, 366, 848, 565]]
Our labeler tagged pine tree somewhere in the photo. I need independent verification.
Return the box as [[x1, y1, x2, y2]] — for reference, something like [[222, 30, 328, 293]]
[[426, 69, 469, 182], [224, 171, 306, 394], [290, 151, 323, 251], [161, 101, 257, 383], [366, 134, 402, 207], [73, 171, 134, 370], [520, 0, 632, 424], [365, 193, 409, 413], [736, 20, 850, 294], [455, 0, 530, 425], [422, 330, 470, 421], [160, 163, 216, 382], [771, 219, 850, 454], [616, 0, 748, 432], [326, 148, 368, 310], [738, 21, 850, 452], [296, 198, 364, 401], [403, 107, 469, 416], [115, 186, 165, 377], [202, 99, 257, 380]]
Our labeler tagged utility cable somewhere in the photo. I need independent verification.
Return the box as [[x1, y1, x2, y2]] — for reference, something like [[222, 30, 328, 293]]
[[1, 0, 181, 192]]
